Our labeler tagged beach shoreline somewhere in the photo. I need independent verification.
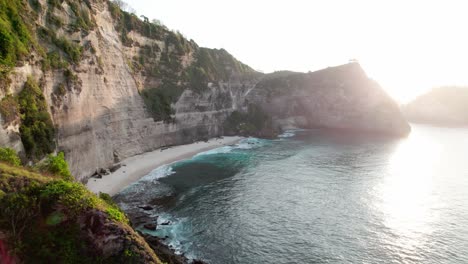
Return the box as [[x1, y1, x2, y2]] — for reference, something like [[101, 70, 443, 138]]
[[86, 136, 244, 196]]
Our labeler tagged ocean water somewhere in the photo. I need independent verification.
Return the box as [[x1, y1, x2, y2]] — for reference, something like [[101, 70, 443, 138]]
[[117, 124, 468, 264]]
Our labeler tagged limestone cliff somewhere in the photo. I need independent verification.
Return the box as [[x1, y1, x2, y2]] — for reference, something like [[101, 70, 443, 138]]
[[0, 0, 409, 182]]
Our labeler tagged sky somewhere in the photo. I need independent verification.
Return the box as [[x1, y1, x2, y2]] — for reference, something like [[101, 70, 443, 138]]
[[124, 0, 468, 103]]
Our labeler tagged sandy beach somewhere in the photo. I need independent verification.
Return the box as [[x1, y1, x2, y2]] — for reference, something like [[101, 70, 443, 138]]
[[86, 136, 243, 195]]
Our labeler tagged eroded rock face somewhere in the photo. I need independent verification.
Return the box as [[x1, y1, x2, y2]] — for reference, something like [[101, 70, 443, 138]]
[[79, 209, 161, 263], [249, 63, 411, 136]]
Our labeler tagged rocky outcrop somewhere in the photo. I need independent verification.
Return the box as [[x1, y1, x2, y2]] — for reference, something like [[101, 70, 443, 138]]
[[249, 63, 411, 136], [0, 0, 409, 183], [78, 209, 162, 263]]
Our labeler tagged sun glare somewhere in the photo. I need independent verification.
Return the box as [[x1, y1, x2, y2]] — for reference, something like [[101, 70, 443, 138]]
[[375, 129, 441, 250]]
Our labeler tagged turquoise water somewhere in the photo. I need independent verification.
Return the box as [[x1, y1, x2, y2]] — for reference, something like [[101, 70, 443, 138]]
[[117, 125, 468, 263]]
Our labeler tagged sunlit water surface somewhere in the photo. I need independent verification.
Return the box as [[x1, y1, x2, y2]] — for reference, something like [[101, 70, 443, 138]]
[[117, 124, 468, 263]]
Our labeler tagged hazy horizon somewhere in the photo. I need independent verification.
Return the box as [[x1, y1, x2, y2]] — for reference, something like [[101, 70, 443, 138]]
[[124, 0, 468, 103]]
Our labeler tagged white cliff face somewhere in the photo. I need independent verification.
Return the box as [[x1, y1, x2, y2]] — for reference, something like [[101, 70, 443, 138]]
[[0, 0, 254, 181]]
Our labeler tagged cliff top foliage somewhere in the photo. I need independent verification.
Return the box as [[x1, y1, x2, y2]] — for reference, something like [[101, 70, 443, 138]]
[[0, 152, 161, 263], [0, 0, 35, 68]]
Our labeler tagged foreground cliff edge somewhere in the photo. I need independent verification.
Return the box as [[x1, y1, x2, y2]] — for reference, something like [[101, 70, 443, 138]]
[[0, 0, 410, 183], [0, 159, 164, 263]]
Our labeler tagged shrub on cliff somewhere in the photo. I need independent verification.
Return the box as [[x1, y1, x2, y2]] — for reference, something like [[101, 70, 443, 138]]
[[142, 85, 180, 122], [0, 94, 19, 125], [18, 77, 56, 160], [0, 0, 34, 67], [37, 152, 72, 180], [0, 147, 21, 166]]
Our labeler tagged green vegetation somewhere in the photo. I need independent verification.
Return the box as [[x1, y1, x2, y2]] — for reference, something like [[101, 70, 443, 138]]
[[40, 180, 100, 215], [54, 37, 83, 64], [0, 94, 19, 124], [256, 71, 307, 98], [0, 147, 21, 166], [68, 0, 95, 32], [37, 152, 72, 180], [0, 0, 34, 67], [46, 11, 63, 27], [64, 68, 79, 85], [108, 1, 168, 42], [42, 51, 69, 71], [99, 192, 128, 223], [185, 48, 254, 91], [0, 159, 155, 263], [224, 105, 276, 137], [54, 83, 66, 98], [37, 27, 83, 65], [18, 77, 56, 160], [142, 83, 183, 122]]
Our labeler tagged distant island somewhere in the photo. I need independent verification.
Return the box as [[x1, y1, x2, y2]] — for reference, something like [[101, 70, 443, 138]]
[[402, 86, 468, 126]]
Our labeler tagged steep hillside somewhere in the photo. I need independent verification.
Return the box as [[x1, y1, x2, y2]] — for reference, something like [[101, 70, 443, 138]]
[[0, 0, 409, 182], [402, 86, 468, 126], [0, 159, 163, 263]]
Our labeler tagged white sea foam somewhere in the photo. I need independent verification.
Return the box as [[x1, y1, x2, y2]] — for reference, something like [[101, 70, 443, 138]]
[[194, 137, 265, 157], [278, 131, 295, 138], [139, 164, 175, 182], [194, 145, 235, 156]]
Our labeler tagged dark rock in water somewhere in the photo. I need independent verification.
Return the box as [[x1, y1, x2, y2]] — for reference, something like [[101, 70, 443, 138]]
[[109, 163, 121, 173], [143, 234, 189, 264], [143, 223, 157, 231], [129, 212, 152, 226], [138, 205, 154, 211], [149, 194, 178, 208], [160, 220, 171, 226], [191, 260, 208, 264]]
